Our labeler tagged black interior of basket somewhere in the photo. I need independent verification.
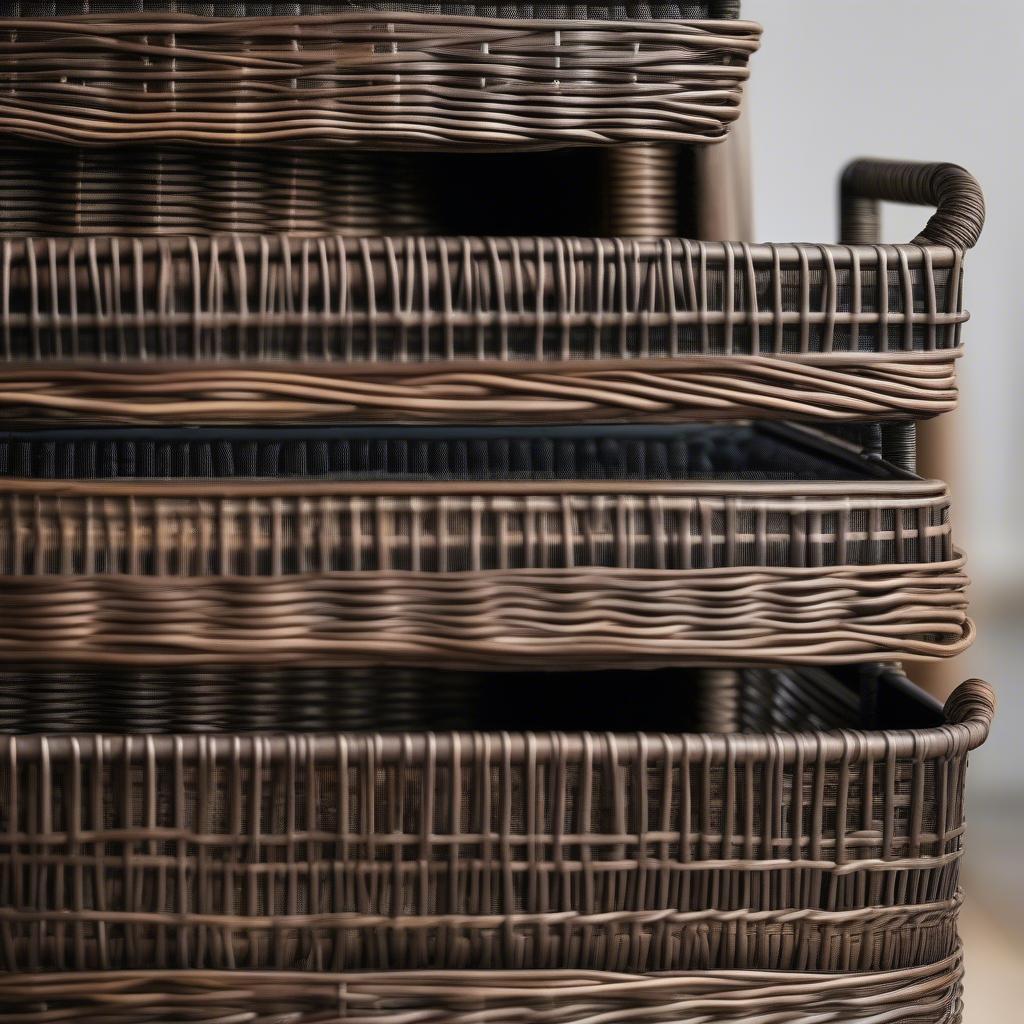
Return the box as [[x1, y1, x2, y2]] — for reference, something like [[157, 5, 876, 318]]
[[0, 425, 894, 482], [408, 149, 702, 237], [0, 665, 942, 735], [0, 145, 704, 239]]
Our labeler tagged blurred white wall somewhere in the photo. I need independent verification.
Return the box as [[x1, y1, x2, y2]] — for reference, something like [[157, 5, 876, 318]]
[[741, 3, 1024, 1007], [744, 0, 1024, 795]]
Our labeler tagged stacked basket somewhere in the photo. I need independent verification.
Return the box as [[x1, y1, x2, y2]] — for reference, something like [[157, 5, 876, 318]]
[[0, 3, 993, 1022]]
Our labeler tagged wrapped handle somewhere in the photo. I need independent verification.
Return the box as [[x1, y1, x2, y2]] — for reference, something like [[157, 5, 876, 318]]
[[841, 159, 985, 249], [943, 679, 996, 749]]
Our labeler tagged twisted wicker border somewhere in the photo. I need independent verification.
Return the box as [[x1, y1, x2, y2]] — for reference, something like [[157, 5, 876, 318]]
[[0, 562, 971, 667], [0, 13, 760, 149], [0, 236, 969, 424], [0, 354, 962, 424], [0, 949, 967, 1021]]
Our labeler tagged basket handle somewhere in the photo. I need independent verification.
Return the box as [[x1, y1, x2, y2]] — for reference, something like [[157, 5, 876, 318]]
[[840, 159, 985, 249], [943, 679, 996, 746]]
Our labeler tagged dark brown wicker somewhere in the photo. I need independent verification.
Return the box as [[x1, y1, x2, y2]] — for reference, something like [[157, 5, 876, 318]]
[[0, 951, 966, 1023], [0, 11, 759, 150], [0, 424, 970, 666], [0, 667, 994, 975], [0, 3, 743, 17], [0, 142, 691, 238], [0, 160, 983, 426]]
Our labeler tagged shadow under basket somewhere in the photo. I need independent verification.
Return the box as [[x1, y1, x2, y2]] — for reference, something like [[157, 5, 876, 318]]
[[0, 667, 994, 981], [0, 422, 970, 667]]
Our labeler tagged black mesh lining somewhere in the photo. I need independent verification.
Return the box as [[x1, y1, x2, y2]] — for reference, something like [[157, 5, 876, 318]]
[[0, 426, 884, 482], [0, 3, 741, 19]]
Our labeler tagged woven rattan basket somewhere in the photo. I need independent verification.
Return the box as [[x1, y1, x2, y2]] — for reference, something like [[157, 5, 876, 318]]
[[0, 7, 759, 150], [0, 666, 993, 982], [0, 159, 983, 426], [0, 424, 969, 666]]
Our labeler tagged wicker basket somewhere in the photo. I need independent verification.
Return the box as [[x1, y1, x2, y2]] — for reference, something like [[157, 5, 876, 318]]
[[0, 159, 983, 426], [0, 953, 967, 1023], [0, 666, 993, 977], [0, 424, 969, 666], [0, 2, 743, 16], [0, 8, 759, 150]]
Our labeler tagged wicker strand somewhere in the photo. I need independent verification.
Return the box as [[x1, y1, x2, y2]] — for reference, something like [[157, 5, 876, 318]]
[[0, 13, 761, 149], [0, 563, 973, 667], [605, 144, 679, 236], [0, 951, 965, 1022]]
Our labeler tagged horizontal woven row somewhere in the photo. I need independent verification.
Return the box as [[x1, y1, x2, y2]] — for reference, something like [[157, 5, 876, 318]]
[[0, 672, 992, 972], [0, 953, 964, 1024], [0, 233, 967, 424], [0, 13, 760, 149], [0, 236, 967, 358], [0, 563, 972, 666], [0, 900, 965, 975], [0, 423, 968, 664], [0, 358, 963, 425], [0, 479, 955, 574], [0, 3, 743, 20]]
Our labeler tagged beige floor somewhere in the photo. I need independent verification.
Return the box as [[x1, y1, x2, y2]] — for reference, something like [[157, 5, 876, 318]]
[[961, 897, 1024, 1022]]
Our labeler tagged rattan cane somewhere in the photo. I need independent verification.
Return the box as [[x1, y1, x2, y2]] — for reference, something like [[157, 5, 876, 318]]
[[0, 160, 983, 426], [0, 953, 967, 1023], [0, 11, 759, 149], [0, 424, 969, 666], [0, 669, 993, 975]]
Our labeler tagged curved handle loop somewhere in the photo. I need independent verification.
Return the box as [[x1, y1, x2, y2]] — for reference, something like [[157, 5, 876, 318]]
[[943, 679, 996, 749], [840, 158, 985, 249]]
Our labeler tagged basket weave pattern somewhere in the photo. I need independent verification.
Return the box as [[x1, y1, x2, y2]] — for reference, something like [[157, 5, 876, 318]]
[[0, 1, 991, 1014], [0, 466, 968, 664], [0, 675, 993, 974], [0, 13, 760, 149], [0, 953, 964, 1024], [0, 235, 966, 424]]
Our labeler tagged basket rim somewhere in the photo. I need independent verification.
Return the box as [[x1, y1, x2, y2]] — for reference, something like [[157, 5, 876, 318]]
[[0, 11, 763, 37], [0, 475, 949, 497], [0, 234, 966, 263], [0, 676, 993, 761]]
